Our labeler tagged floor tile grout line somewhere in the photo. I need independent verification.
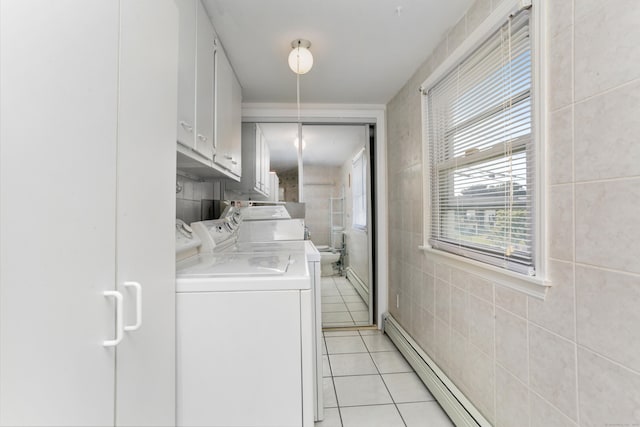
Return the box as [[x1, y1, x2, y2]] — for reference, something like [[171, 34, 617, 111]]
[[324, 341, 345, 427], [369, 344, 409, 427]]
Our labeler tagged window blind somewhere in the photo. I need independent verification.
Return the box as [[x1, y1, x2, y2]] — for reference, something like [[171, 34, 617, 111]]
[[426, 10, 534, 275]]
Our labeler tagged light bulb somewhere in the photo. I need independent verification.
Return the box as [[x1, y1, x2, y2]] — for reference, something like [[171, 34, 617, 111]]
[[288, 45, 313, 74]]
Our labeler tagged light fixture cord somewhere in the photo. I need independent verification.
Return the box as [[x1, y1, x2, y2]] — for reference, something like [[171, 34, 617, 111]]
[[296, 46, 301, 123], [297, 71, 301, 123]]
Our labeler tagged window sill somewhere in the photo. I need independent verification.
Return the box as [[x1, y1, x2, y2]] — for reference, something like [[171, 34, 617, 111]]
[[419, 245, 551, 300]]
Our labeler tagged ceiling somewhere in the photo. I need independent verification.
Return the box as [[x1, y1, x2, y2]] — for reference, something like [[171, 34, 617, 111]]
[[259, 123, 367, 171], [204, 0, 472, 104]]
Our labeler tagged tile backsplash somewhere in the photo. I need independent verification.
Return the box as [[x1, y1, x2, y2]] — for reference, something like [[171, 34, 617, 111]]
[[175, 174, 219, 224]]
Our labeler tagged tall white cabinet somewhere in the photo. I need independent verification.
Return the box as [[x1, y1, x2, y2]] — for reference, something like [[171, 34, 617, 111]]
[[0, 1, 178, 426]]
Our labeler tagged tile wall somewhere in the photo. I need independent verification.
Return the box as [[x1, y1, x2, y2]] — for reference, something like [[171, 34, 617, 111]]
[[175, 174, 218, 224], [386, 0, 640, 425], [304, 165, 341, 247]]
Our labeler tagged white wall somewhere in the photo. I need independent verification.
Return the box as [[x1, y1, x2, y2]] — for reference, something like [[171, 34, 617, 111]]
[[386, 0, 640, 425]]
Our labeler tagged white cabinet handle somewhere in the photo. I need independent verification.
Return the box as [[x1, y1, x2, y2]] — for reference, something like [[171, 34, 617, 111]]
[[224, 155, 232, 160], [103, 290, 124, 347], [124, 281, 142, 332], [180, 121, 193, 132], [197, 134, 208, 142]]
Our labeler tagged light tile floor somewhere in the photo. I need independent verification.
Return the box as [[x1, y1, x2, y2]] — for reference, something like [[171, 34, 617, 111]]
[[321, 276, 370, 328], [317, 329, 454, 427]]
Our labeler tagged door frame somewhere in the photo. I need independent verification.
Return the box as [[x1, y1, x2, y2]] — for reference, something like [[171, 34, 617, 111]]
[[242, 103, 388, 327]]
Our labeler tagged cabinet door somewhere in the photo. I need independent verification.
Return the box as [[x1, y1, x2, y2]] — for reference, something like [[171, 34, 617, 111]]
[[229, 66, 243, 177], [194, 0, 215, 160], [114, 1, 178, 425], [214, 47, 241, 175], [176, 0, 197, 149], [0, 2, 119, 425], [254, 125, 263, 191], [262, 142, 271, 196]]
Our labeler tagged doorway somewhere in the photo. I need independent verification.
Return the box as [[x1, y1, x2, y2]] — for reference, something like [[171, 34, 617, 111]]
[[256, 122, 378, 327]]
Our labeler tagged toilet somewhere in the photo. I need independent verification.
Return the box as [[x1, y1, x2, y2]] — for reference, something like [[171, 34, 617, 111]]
[[315, 245, 341, 276]]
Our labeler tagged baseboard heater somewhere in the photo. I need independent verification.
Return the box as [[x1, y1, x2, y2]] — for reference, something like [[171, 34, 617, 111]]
[[345, 267, 368, 303], [383, 314, 492, 427]]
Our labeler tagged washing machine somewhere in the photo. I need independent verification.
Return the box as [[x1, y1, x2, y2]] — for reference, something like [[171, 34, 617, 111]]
[[192, 207, 324, 421], [175, 220, 314, 427]]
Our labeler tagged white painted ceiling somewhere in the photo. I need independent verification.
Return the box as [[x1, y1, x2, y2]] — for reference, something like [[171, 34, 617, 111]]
[[204, 0, 472, 104], [259, 123, 366, 171]]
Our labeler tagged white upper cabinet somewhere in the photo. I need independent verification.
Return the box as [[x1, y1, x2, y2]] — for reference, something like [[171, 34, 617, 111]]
[[176, 0, 242, 180], [176, 0, 196, 150], [227, 123, 271, 198], [194, 0, 215, 161], [213, 46, 243, 179]]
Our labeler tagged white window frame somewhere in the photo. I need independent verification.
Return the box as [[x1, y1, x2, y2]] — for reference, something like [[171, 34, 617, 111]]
[[420, 0, 550, 299], [352, 148, 367, 230]]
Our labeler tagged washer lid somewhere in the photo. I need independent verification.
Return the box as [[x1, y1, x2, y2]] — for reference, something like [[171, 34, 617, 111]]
[[176, 253, 292, 277]]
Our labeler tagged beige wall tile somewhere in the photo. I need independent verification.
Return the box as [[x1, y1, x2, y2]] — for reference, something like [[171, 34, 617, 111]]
[[421, 273, 435, 314], [417, 307, 436, 358], [529, 325, 578, 421], [576, 265, 640, 372], [468, 294, 495, 357], [574, 81, 640, 181], [450, 329, 469, 389], [435, 279, 451, 323], [451, 267, 470, 290], [423, 256, 435, 276], [495, 285, 527, 318], [496, 366, 529, 427], [548, 184, 574, 262], [451, 285, 469, 337], [548, 27, 573, 111], [578, 346, 640, 427], [465, 344, 496, 424], [435, 262, 451, 283], [468, 273, 494, 303], [529, 392, 578, 427], [528, 259, 576, 340], [575, 179, 640, 274], [496, 308, 528, 383], [548, 106, 573, 185], [574, 0, 640, 100], [435, 317, 451, 367]]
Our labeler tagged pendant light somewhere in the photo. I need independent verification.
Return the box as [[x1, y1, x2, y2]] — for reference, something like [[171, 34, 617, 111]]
[[288, 39, 313, 75]]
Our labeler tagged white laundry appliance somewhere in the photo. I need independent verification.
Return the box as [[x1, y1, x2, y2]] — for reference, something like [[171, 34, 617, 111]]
[[192, 204, 324, 421], [175, 219, 314, 427]]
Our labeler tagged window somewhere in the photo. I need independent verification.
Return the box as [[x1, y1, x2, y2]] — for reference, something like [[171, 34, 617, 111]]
[[352, 149, 367, 229], [425, 10, 535, 275]]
